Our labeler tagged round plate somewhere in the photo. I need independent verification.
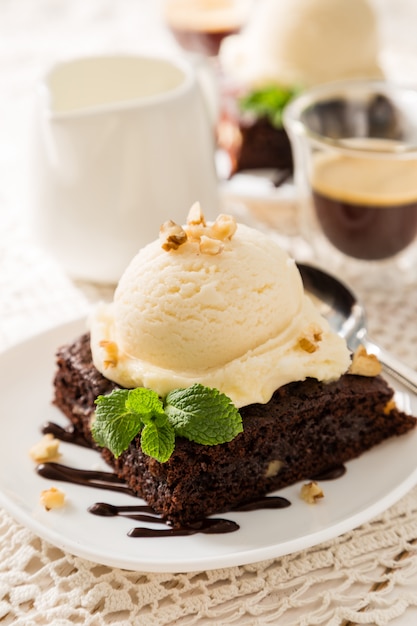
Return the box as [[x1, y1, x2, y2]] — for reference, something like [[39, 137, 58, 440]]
[[1, 318, 417, 572]]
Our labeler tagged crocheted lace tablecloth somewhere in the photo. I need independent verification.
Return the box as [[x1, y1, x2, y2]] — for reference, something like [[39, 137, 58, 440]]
[[2, 1, 417, 624]]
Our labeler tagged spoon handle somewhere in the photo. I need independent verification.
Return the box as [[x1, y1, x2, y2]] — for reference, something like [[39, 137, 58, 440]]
[[364, 337, 417, 396]]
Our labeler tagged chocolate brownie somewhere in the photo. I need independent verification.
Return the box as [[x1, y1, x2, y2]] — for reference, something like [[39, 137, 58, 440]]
[[53, 333, 416, 527], [218, 115, 293, 174]]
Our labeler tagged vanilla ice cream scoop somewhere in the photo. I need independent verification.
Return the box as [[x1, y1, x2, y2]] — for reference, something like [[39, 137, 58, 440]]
[[90, 207, 350, 407], [220, 0, 383, 88]]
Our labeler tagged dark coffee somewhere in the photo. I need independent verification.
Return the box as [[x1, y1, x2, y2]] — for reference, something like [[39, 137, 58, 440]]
[[168, 25, 239, 57], [311, 152, 417, 261], [164, 1, 245, 56]]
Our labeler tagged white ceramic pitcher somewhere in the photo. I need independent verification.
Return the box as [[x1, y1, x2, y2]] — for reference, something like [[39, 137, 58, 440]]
[[31, 54, 219, 283]]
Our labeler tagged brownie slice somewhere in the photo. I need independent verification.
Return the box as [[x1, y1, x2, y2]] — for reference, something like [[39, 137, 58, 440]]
[[218, 114, 293, 174], [53, 333, 416, 527], [53, 333, 118, 446]]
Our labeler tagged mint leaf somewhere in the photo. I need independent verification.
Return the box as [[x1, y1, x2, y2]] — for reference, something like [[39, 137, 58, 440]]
[[92, 384, 243, 462], [164, 383, 243, 445], [126, 387, 166, 422], [141, 421, 175, 463], [93, 389, 143, 458], [239, 85, 299, 129]]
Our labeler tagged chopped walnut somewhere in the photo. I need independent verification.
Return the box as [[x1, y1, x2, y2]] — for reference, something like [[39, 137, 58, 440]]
[[265, 460, 283, 478], [300, 481, 324, 504], [199, 235, 224, 255], [99, 339, 119, 369], [29, 434, 60, 463], [210, 214, 237, 241], [160, 220, 188, 251], [298, 324, 323, 353], [349, 345, 382, 376], [187, 201, 206, 226], [160, 205, 237, 254], [40, 487, 66, 511]]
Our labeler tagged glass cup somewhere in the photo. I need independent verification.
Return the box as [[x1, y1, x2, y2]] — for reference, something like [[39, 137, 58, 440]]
[[283, 79, 417, 288], [162, 0, 253, 57]]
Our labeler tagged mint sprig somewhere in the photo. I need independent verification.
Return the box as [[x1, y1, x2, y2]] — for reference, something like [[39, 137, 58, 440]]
[[92, 384, 242, 463], [165, 386, 242, 445], [239, 85, 299, 129]]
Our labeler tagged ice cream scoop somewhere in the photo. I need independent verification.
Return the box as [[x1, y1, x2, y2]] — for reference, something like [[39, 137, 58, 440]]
[[90, 206, 350, 407], [220, 0, 383, 89]]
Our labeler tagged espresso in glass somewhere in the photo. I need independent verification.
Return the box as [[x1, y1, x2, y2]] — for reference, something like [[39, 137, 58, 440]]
[[164, 0, 249, 56], [311, 148, 417, 261]]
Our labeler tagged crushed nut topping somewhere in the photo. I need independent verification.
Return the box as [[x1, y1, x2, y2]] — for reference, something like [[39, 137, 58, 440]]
[[160, 204, 237, 254], [29, 434, 60, 463], [349, 345, 382, 377], [209, 213, 237, 241], [298, 324, 323, 353], [40, 487, 66, 511], [199, 235, 224, 255], [160, 220, 188, 251], [300, 481, 324, 504], [99, 339, 119, 369], [187, 201, 206, 226]]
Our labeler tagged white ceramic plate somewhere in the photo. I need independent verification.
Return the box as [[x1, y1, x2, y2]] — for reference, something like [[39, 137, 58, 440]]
[[1, 318, 417, 573]]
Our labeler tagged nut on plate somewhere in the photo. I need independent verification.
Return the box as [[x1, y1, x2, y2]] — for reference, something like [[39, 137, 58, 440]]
[[29, 433, 60, 463], [300, 481, 324, 504], [40, 487, 66, 511]]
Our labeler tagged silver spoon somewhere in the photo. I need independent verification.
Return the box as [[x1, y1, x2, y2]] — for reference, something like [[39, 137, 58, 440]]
[[297, 262, 417, 395]]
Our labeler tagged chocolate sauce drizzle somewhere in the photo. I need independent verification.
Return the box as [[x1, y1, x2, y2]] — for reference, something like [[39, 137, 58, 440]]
[[36, 461, 292, 537], [88, 502, 240, 536], [42, 421, 91, 448], [36, 462, 136, 496], [311, 465, 347, 481], [37, 420, 345, 538]]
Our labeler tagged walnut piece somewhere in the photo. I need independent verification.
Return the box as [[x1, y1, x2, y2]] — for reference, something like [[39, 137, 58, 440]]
[[160, 205, 237, 254], [298, 324, 323, 353], [160, 220, 187, 251], [265, 460, 283, 478], [99, 339, 119, 369], [40, 487, 66, 511], [349, 345, 382, 376], [300, 481, 324, 504], [210, 214, 237, 241], [29, 434, 60, 463], [199, 235, 224, 255], [187, 201, 206, 226]]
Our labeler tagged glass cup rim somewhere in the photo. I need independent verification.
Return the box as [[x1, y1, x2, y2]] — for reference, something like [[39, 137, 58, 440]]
[[283, 78, 417, 159]]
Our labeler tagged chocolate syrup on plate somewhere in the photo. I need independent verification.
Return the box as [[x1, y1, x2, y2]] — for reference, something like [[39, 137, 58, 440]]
[[37, 421, 345, 538], [36, 462, 136, 496], [88, 502, 240, 536], [42, 421, 91, 448], [36, 460, 292, 537], [311, 465, 346, 481]]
